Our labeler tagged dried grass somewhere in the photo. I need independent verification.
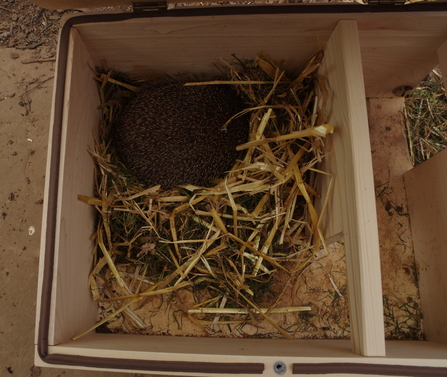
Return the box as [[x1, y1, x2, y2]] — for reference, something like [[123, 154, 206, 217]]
[[75, 51, 334, 340], [404, 67, 447, 164]]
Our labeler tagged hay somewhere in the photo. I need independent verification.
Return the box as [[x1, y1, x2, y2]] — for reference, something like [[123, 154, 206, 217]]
[[76, 51, 334, 340], [404, 67, 447, 164]]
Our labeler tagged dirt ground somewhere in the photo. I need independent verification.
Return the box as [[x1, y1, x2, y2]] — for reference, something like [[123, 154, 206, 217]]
[[0, 37, 138, 377], [0, 0, 425, 376], [0, 2, 138, 377]]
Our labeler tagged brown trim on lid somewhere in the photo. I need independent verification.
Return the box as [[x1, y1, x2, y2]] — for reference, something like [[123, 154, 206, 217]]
[[44, 354, 264, 374], [293, 363, 447, 376], [30, 1, 447, 15], [36, 12, 69, 361], [45, 1, 447, 21]]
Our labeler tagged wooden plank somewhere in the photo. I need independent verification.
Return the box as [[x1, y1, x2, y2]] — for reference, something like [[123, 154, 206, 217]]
[[34, 42, 63, 346], [49, 28, 101, 345], [44, 334, 447, 370], [63, 9, 447, 97], [404, 149, 447, 344], [319, 20, 385, 357]]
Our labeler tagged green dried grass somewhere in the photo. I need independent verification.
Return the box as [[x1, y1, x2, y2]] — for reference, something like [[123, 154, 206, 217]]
[[404, 67, 447, 164]]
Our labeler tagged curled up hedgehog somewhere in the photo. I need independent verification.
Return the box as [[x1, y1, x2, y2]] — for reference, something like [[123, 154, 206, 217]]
[[112, 75, 250, 190]]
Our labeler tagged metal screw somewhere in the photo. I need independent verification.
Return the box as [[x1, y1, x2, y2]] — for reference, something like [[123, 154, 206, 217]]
[[273, 361, 286, 375]]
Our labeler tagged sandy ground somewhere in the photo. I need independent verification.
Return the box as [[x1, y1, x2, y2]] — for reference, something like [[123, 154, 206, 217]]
[[0, 47, 140, 377]]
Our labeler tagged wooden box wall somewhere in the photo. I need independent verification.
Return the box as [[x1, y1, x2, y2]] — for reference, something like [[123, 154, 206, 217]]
[[34, 4, 447, 376]]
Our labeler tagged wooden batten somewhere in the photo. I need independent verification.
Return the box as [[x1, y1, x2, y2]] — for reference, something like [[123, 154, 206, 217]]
[[49, 28, 101, 345], [319, 20, 384, 357]]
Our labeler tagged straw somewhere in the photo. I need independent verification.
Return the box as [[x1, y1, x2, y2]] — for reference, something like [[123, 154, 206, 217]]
[[79, 51, 334, 339]]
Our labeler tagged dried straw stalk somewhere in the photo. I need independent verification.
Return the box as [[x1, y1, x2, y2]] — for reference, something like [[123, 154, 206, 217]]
[[75, 51, 334, 340]]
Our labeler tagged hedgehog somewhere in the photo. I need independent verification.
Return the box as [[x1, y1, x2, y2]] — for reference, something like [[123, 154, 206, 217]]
[[112, 75, 250, 190]]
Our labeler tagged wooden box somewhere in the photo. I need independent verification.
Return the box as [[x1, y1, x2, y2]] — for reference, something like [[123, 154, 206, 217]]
[[34, 2, 447, 375]]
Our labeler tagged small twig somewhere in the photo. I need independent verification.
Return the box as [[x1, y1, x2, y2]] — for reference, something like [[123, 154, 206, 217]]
[[19, 76, 54, 99], [21, 57, 56, 64], [189, 306, 312, 315], [328, 274, 343, 298], [211, 291, 229, 329], [15, 41, 44, 50]]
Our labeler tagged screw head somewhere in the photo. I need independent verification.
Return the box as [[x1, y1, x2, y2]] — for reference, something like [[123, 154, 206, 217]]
[[274, 361, 286, 375]]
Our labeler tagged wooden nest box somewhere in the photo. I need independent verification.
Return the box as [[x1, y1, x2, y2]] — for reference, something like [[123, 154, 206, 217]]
[[33, 1, 447, 375]]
